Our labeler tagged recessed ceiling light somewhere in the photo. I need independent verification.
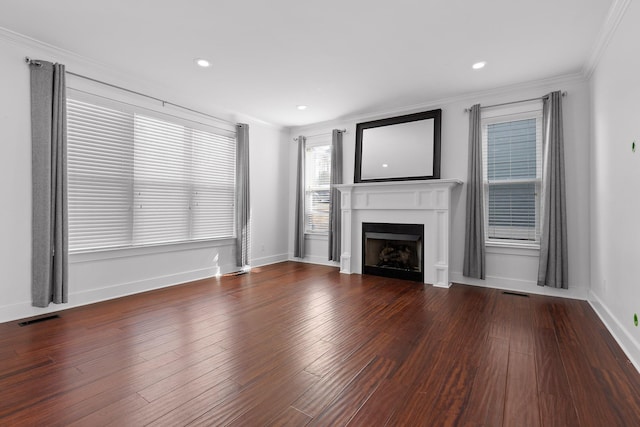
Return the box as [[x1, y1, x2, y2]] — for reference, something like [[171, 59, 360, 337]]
[[472, 61, 486, 70], [195, 58, 211, 68], [382, 163, 389, 168], [297, 105, 308, 110]]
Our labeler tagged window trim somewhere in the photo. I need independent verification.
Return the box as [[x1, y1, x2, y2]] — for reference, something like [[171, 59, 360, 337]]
[[481, 102, 543, 248], [303, 138, 332, 235], [66, 91, 237, 254], [69, 237, 236, 263]]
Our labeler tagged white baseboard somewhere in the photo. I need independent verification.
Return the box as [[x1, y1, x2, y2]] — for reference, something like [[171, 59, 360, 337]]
[[250, 253, 289, 268], [0, 254, 302, 324], [0, 266, 222, 324], [450, 272, 638, 373], [588, 290, 640, 374], [288, 253, 340, 268], [449, 271, 588, 300]]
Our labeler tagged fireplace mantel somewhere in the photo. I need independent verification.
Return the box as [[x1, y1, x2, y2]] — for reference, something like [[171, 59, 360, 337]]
[[335, 179, 462, 287]]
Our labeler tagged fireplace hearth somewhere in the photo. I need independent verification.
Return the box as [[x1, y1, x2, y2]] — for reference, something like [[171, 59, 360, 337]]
[[362, 223, 424, 282]]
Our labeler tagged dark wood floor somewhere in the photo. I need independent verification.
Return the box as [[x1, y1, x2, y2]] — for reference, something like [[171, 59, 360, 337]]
[[1, 262, 640, 426]]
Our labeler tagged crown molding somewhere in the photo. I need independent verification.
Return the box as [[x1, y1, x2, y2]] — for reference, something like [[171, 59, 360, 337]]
[[583, 0, 632, 78], [0, 25, 106, 68], [0, 24, 588, 135], [289, 72, 587, 134], [0, 25, 284, 130], [232, 111, 287, 131]]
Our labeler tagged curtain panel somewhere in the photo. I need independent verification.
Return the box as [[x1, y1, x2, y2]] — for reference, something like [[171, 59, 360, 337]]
[[235, 123, 250, 267], [463, 104, 486, 279], [293, 136, 306, 258], [537, 91, 568, 288], [30, 59, 68, 307], [328, 130, 343, 261]]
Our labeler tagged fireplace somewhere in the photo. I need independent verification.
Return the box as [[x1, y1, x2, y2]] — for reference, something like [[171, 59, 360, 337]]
[[335, 179, 462, 287], [362, 223, 424, 282]]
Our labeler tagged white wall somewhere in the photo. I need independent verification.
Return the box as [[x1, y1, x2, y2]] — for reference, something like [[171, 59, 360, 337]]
[[245, 118, 291, 267], [0, 30, 290, 323], [289, 76, 592, 300], [589, 0, 640, 370]]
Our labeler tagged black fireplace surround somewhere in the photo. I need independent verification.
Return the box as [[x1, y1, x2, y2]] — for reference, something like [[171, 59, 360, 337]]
[[362, 222, 424, 282]]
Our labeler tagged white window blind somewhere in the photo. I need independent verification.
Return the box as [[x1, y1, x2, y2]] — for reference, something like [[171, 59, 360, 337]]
[[191, 129, 236, 240], [67, 100, 134, 251], [304, 143, 331, 234], [67, 98, 236, 252], [133, 115, 191, 245], [482, 104, 542, 243]]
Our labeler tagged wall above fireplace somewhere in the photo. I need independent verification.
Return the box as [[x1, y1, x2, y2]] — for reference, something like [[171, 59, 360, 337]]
[[335, 179, 462, 287]]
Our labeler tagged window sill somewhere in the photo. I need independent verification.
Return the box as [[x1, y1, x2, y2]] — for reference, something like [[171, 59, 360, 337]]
[[69, 238, 236, 263], [486, 240, 540, 257], [486, 240, 539, 249]]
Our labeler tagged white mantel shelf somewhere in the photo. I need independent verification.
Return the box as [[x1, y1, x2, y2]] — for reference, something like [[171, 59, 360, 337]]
[[335, 179, 462, 288]]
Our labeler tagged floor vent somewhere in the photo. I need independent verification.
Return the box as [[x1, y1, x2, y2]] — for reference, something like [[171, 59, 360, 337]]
[[502, 291, 529, 298], [18, 314, 60, 327]]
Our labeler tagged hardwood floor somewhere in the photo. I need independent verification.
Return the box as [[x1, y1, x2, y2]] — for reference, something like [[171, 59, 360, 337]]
[[1, 261, 640, 426]]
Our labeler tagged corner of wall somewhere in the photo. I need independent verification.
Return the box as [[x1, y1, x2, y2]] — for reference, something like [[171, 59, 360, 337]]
[[582, 0, 633, 78], [251, 253, 290, 268], [588, 290, 640, 373]]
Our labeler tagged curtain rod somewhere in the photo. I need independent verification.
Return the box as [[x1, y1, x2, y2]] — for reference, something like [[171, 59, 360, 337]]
[[464, 91, 567, 113], [25, 56, 235, 127], [293, 129, 346, 142]]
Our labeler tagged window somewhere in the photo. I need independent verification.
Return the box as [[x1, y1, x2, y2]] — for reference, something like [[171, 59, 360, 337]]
[[482, 103, 542, 244], [67, 97, 236, 252], [304, 143, 331, 234]]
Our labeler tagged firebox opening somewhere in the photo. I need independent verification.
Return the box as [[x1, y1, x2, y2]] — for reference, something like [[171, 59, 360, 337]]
[[362, 223, 424, 282]]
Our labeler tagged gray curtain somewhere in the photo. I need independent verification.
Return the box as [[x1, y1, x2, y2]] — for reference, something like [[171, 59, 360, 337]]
[[463, 104, 486, 279], [538, 91, 568, 288], [328, 130, 343, 261], [30, 60, 68, 307], [293, 136, 306, 258], [236, 123, 250, 267]]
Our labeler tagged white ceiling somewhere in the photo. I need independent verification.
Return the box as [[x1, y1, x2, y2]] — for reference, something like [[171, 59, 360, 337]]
[[0, 0, 613, 127]]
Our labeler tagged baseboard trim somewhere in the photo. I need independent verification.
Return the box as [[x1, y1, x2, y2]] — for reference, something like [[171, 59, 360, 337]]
[[250, 253, 289, 268], [588, 290, 640, 374], [288, 254, 340, 268], [0, 266, 222, 324], [0, 254, 305, 324], [449, 271, 587, 300]]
